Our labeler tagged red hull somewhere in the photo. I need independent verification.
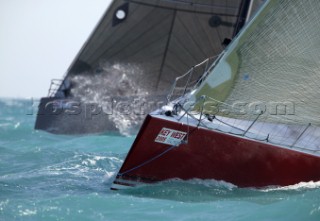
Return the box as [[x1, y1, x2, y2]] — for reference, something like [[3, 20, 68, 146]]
[[113, 115, 320, 189]]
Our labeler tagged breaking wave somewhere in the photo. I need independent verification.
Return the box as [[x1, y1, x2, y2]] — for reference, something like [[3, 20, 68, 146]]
[[67, 62, 163, 136], [120, 178, 320, 204], [261, 181, 320, 192]]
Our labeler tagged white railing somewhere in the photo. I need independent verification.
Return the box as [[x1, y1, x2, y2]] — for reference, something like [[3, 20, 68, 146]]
[[47, 79, 68, 97], [174, 95, 320, 154], [166, 53, 224, 103]]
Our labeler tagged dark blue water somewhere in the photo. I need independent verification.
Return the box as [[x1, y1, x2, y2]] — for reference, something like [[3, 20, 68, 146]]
[[1, 98, 320, 221]]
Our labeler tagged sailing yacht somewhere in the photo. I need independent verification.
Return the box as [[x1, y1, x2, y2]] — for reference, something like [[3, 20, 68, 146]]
[[112, 0, 320, 189], [34, 0, 262, 135]]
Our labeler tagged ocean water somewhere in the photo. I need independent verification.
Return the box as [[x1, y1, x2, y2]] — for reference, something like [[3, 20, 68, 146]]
[[0, 98, 320, 221]]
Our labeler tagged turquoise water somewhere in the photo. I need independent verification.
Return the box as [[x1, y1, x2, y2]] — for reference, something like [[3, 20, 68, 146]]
[[1, 98, 320, 221]]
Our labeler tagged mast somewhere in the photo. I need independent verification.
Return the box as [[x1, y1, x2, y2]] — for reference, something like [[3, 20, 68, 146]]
[[233, 0, 254, 37]]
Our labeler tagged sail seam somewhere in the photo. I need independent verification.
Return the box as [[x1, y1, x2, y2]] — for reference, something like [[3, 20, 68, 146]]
[[156, 9, 177, 90]]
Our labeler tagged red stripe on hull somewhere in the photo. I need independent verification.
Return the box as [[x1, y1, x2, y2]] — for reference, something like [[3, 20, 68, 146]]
[[115, 115, 320, 188]]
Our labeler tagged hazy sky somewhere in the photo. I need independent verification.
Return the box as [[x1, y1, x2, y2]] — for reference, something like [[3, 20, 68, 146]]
[[0, 0, 112, 98]]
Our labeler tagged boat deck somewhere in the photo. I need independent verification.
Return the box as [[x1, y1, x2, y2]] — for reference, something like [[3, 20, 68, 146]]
[[152, 107, 320, 157]]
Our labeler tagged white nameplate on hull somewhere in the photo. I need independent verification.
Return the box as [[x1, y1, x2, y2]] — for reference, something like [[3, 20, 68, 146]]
[[155, 127, 187, 146]]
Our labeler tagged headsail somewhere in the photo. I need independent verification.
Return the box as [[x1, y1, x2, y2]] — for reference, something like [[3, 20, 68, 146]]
[[190, 0, 320, 126]]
